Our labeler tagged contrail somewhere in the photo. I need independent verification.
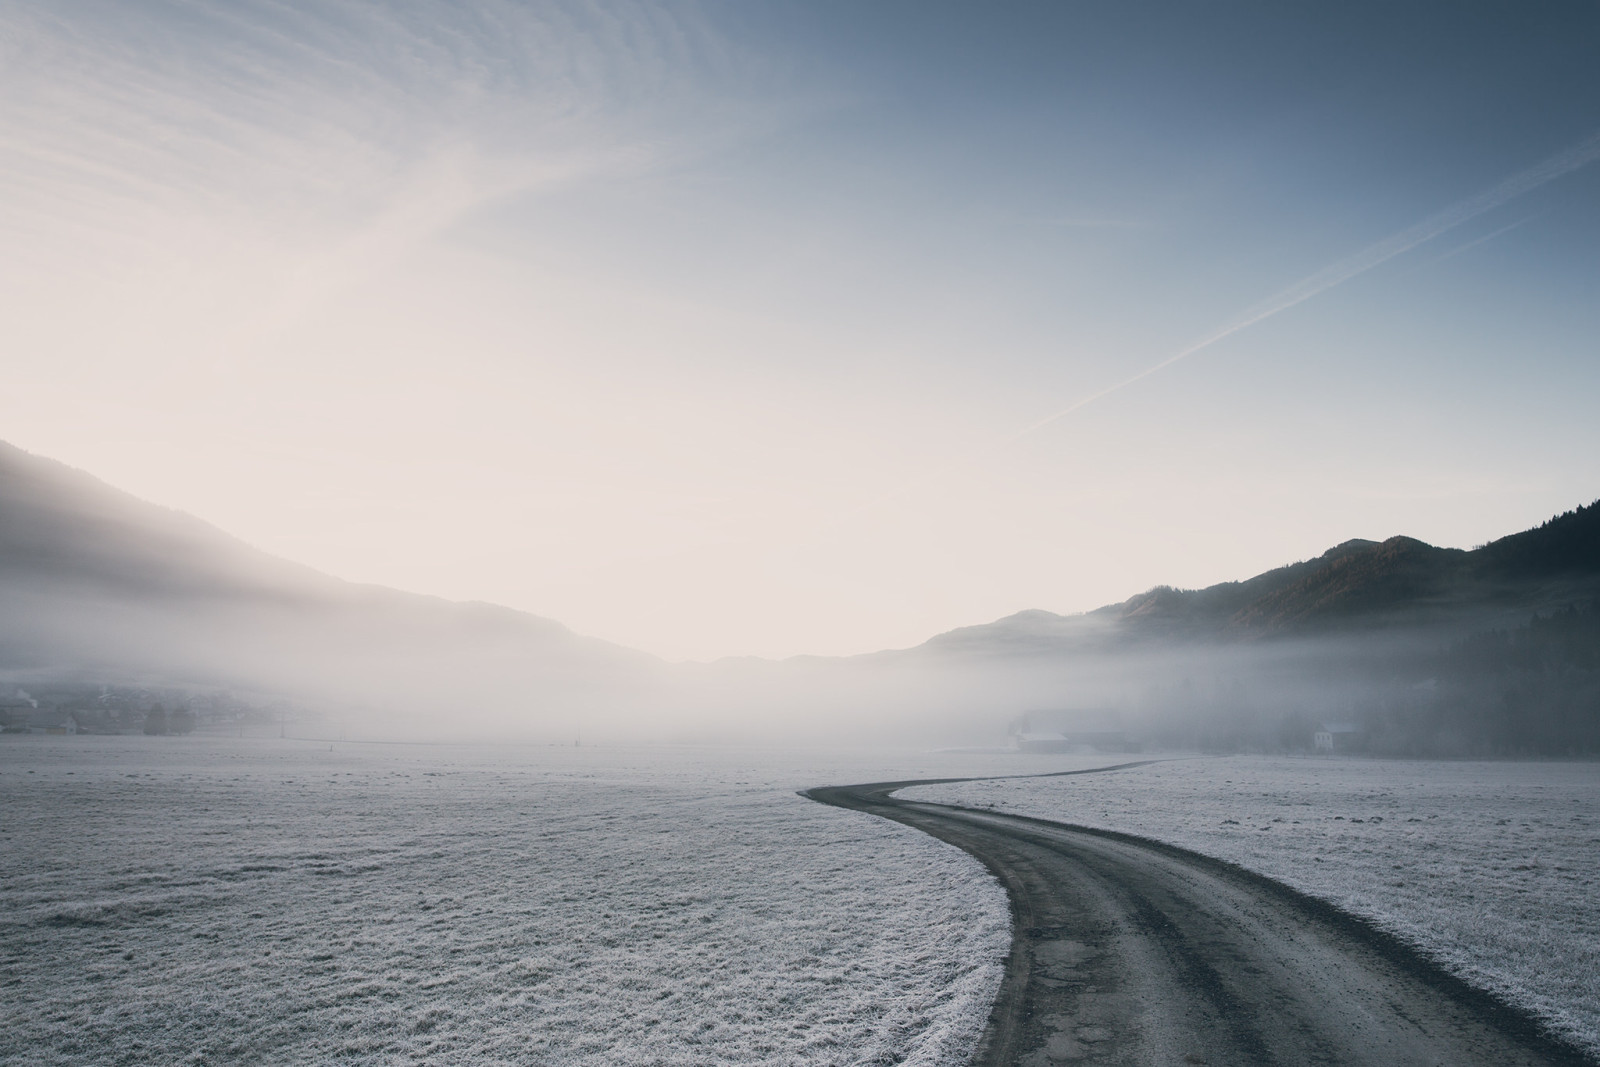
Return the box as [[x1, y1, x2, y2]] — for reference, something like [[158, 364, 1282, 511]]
[[1423, 215, 1534, 266], [1000, 129, 1600, 449], [835, 129, 1600, 520]]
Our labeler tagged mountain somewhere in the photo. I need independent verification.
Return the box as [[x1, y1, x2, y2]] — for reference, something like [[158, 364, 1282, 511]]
[[912, 503, 1600, 659], [0, 442, 658, 729]]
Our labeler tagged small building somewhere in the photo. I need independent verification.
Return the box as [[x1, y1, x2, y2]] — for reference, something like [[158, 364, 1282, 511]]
[[1012, 709, 1139, 753], [1016, 730, 1139, 753], [1314, 722, 1363, 753]]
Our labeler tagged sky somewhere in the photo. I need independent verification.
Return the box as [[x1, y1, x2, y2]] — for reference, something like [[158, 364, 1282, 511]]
[[2, 1, 1598, 661]]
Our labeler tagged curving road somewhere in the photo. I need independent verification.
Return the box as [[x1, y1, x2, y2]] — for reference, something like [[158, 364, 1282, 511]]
[[805, 767, 1595, 1067]]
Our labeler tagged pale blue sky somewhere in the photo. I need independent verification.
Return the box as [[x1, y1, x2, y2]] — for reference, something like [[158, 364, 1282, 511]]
[[2, 1, 1597, 658]]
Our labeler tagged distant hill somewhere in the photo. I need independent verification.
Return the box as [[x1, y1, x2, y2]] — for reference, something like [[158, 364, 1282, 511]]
[[0, 442, 657, 728], [0, 440, 333, 602], [911, 503, 1600, 658]]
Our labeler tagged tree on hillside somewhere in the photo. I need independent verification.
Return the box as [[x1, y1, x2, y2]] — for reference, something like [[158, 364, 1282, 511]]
[[143, 704, 168, 735]]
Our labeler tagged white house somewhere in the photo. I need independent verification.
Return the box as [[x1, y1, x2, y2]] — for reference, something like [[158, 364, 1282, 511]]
[[1315, 722, 1363, 753]]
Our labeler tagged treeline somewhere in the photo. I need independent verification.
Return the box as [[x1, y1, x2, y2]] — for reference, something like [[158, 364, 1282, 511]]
[[0, 681, 294, 735], [1315, 602, 1600, 757], [1132, 602, 1600, 757], [1416, 601, 1600, 756], [140, 703, 196, 735]]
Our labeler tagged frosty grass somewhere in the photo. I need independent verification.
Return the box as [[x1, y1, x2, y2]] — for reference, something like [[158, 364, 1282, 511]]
[[904, 755, 1600, 1056], [0, 737, 1036, 1067]]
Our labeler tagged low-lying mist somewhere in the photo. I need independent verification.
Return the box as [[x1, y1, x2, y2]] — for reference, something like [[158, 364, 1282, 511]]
[[2, 441, 1596, 754], [6, 583, 1596, 759]]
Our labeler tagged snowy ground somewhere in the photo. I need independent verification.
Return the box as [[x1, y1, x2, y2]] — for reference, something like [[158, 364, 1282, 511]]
[[903, 755, 1600, 1056], [0, 738, 1058, 1067]]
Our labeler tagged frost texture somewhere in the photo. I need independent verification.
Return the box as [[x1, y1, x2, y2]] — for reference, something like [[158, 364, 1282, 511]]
[[0, 739, 1015, 1066], [906, 756, 1600, 1055]]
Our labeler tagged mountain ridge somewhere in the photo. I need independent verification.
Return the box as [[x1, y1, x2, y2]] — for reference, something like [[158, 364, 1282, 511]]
[[908, 502, 1600, 659]]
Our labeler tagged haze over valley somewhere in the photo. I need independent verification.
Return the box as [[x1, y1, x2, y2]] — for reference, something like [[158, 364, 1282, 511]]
[[4, 439, 1595, 756]]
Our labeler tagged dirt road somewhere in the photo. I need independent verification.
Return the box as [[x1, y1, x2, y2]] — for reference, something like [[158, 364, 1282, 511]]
[[805, 772, 1594, 1067]]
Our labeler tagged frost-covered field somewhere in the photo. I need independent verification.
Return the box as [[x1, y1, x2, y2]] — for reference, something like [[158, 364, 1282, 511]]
[[0, 738, 1050, 1067], [904, 756, 1600, 1055]]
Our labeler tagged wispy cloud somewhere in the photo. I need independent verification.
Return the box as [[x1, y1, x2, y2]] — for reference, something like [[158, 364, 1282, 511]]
[[0, 1, 735, 281]]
